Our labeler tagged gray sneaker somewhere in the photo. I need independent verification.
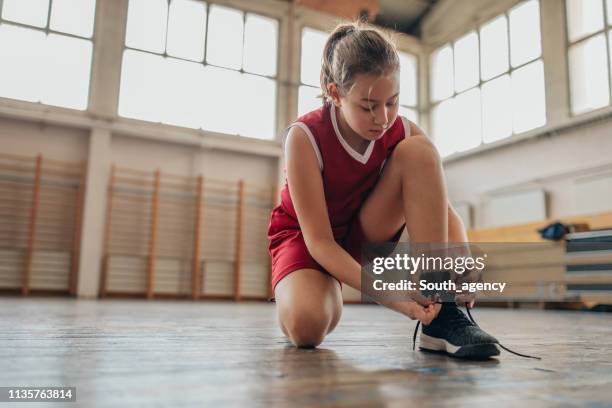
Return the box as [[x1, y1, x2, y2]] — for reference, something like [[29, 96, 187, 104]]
[[416, 302, 500, 359]]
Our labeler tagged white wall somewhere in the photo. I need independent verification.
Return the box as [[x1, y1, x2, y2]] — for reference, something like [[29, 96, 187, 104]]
[[0, 117, 88, 161], [110, 134, 197, 176], [199, 149, 277, 184], [109, 133, 277, 184], [0, 117, 277, 185], [446, 119, 612, 227]]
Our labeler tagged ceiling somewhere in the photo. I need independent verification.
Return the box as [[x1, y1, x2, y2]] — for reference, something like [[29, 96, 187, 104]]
[[373, 0, 439, 36]]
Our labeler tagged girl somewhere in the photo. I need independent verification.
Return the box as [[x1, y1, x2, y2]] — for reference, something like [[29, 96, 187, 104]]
[[268, 22, 500, 359]]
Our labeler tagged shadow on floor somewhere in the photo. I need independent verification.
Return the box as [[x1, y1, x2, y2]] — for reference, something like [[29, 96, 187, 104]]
[[257, 346, 500, 407]]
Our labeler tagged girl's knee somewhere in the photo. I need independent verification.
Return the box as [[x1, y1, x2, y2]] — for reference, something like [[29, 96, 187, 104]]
[[274, 269, 343, 348], [285, 312, 327, 348], [393, 135, 441, 172], [281, 306, 339, 348]]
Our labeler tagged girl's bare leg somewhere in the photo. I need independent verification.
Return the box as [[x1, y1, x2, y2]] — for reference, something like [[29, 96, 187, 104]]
[[357, 136, 448, 310], [275, 269, 343, 348], [358, 135, 448, 244]]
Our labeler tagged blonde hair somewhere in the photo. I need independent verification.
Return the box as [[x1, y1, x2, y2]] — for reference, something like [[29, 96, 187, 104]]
[[320, 21, 400, 104]]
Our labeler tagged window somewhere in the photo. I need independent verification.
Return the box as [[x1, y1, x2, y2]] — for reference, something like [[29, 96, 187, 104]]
[[430, 45, 454, 102], [0, 0, 96, 110], [430, 0, 546, 157], [454, 32, 479, 93], [119, 0, 279, 140], [298, 27, 327, 116], [398, 51, 419, 124], [298, 27, 420, 123], [480, 15, 508, 81], [566, 0, 612, 115]]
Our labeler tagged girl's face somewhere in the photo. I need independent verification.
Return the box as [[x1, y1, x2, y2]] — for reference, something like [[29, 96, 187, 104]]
[[331, 70, 400, 141]]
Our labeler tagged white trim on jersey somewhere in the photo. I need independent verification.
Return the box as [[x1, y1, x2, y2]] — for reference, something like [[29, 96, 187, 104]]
[[330, 104, 375, 165], [400, 116, 412, 137], [285, 122, 324, 171]]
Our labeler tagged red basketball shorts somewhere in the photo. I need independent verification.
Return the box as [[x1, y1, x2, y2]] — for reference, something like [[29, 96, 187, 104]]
[[269, 216, 404, 291]]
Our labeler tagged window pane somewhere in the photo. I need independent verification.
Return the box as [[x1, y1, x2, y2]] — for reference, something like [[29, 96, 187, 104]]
[[200, 66, 242, 134], [50, 0, 96, 38], [431, 97, 458, 157], [243, 14, 278, 76], [237, 74, 276, 139], [42, 34, 92, 110], [398, 52, 417, 106], [125, 0, 168, 53], [118, 49, 166, 122], [608, 0, 612, 25], [0, 24, 45, 102], [298, 85, 322, 116], [511, 60, 546, 133], [399, 105, 418, 125], [568, 34, 610, 114], [480, 15, 509, 81], [301, 27, 327, 87], [454, 31, 479, 92], [2, 0, 49, 28], [566, 0, 604, 42], [482, 74, 512, 143], [509, 0, 541, 67], [454, 88, 482, 151], [120, 52, 277, 139], [161, 57, 204, 129], [206, 5, 243, 70], [430, 44, 454, 102], [166, 0, 207, 62]]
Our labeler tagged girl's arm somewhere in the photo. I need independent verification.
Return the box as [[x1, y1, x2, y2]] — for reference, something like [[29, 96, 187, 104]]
[[285, 126, 439, 324]]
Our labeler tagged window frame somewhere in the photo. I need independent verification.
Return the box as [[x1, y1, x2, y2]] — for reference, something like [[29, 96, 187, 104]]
[[119, 0, 281, 140], [0, 0, 97, 110], [565, 0, 612, 116], [429, 0, 546, 158]]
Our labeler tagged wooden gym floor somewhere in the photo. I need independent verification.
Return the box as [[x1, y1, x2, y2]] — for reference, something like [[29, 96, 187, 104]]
[[1, 298, 611, 407]]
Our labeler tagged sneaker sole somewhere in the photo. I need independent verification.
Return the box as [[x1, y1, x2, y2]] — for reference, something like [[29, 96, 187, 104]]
[[419, 333, 500, 359]]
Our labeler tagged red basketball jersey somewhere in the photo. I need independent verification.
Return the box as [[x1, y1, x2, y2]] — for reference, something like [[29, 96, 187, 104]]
[[268, 102, 410, 245]]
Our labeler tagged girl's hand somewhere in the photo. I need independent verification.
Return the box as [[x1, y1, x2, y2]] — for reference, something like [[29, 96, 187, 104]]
[[405, 301, 441, 325]]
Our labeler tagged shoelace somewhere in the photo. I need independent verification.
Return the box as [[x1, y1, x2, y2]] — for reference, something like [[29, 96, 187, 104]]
[[412, 302, 541, 360]]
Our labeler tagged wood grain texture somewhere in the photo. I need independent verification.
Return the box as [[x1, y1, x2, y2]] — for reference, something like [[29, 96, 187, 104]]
[[192, 176, 204, 300], [146, 170, 161, 299], [22, 155, 42, 296], [100, 166, 115, 298], [69, 161, 87, 296], [0, 299, 610, 407], [234, 180, 245, 301]]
